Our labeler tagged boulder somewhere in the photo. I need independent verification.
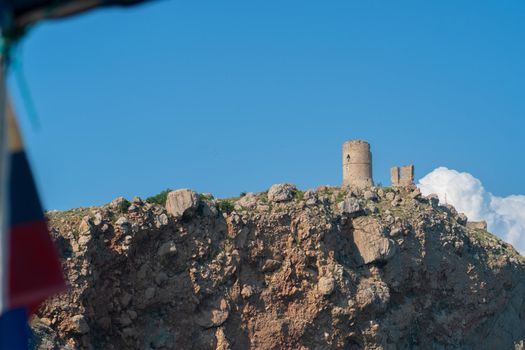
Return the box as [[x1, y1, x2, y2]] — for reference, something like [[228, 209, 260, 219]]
[[93, 212, 103, 226], [241, 285, 254, 299], [457, 213, 468, 226], [267, 184, 297, 202], [366, 203, 379, 214], [338, 197, 363, 217], [144, 287, 156, 300], [303, 190, 318, 205], [318, 276, 335, 296], [165, 189, 200, 218], [364, 190, 378, 202], [215, 327, 231, 350], [427, 194, 440, 207], [157, 213, 169, 227], [158, 241, 177, 257], [155, 272, 168, 285], [78, 216, 92, 235], [442, 204, 458, 216], [115, 217, 130, 234], [410, 188, 422, 199], [119, 314, 132, 327], [110, 196, 127, 209], [236, 193, 258, 208], [132, 196, 143, 205], [70, 315, 89, 334]]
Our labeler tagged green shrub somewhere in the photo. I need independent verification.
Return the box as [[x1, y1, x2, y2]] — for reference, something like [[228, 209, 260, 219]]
[[146, 189, 172, 206], [199, 193, 214, 201], [294, 190, 304, 201], [116, 199, 131, 212], [336, 191, 346, 202], [323, 188, 334, 196], [259, 192, 269, 203], [216, 199, 235, 213]]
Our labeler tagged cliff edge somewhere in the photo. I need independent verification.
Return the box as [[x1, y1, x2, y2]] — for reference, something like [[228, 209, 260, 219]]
[[32, 185, 525, 350]]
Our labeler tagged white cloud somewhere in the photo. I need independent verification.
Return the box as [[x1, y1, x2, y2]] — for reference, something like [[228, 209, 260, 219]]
[[418, 167, 525, 255]]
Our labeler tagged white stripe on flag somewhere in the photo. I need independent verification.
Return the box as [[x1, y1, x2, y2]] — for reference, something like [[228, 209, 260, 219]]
[[0, 54, 9, 314]]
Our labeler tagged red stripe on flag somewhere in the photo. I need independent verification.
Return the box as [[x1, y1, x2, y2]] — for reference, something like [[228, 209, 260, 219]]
[[8, 220, 65, 311]]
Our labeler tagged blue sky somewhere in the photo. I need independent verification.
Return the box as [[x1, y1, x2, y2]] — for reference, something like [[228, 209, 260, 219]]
[[8, 0, 525, 210]]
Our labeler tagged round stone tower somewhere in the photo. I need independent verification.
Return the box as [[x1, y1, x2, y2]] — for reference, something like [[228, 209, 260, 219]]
[[342, 140, 373, 189]]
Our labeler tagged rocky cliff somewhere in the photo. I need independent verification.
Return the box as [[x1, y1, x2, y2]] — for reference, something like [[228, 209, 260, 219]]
[[32, 184, 525, 350]]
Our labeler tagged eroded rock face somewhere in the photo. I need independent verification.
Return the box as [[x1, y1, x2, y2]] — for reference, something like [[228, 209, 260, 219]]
[[35, 186, 525, 350], [352, 216, 396, 264], [195, 298, 230, 328], [356, 278, 390, 312], [165, 189, 200, 218]]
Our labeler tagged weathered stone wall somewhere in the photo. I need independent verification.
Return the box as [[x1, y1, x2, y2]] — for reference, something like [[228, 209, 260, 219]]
[[342, 140, 373, 189], [390, 167, 400, 187], [391, 165, 414, 187], [467, 221, 488, 230], [400, 165, 414, 186]]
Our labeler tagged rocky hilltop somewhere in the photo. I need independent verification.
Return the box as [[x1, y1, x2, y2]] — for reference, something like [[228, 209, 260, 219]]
[[32, 184, 525, 350]]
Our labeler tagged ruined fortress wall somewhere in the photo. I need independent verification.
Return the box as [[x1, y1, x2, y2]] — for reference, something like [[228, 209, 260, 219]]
[[391, 165, 414, 187], [399, 165, 414, 186], [342, 140, 373, 189], [467, 221, 488, 230], [390, 167, 400, 187]]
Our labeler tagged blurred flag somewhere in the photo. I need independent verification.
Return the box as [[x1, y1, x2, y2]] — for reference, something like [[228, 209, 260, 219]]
[[0, 0, 154, 347], [0, 102, 65, 348]]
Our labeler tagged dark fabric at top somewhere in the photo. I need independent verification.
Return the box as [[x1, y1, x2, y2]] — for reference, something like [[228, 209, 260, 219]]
[[4, 0, 150, 17]]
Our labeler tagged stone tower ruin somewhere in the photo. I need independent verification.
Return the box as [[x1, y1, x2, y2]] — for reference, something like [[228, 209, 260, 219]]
[[391, 165, 414, 187], [342, 140, 374, 189]]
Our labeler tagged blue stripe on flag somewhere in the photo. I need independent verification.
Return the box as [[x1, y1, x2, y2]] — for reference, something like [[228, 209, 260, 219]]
[[0, 307, 28, 350], [9, 151, 44, 226]]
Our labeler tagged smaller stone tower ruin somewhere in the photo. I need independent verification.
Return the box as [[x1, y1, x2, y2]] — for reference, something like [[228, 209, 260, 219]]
[[391, 165, 414, 187], [342, 140, 373, 189]]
